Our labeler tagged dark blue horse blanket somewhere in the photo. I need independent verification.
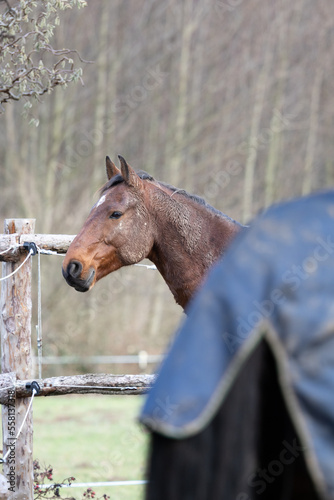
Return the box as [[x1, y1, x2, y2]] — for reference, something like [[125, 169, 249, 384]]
[[140, 190, 334, 500]]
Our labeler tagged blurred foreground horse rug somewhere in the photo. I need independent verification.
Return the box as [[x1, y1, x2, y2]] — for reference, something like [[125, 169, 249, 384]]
[[141, 190, 334, 500]]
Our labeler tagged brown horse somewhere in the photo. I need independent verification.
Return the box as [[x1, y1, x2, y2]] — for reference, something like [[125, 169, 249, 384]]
[[62, 156, 244, 310]]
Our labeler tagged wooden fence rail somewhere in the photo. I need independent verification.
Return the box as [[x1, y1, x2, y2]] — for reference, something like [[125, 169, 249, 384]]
[[0, 233, 75, 262], [0, 373, 155, 404]]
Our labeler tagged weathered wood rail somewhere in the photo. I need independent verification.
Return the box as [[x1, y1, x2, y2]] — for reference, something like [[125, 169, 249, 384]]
[[0, 233, 75, 262], [0, 373, 155, 404]]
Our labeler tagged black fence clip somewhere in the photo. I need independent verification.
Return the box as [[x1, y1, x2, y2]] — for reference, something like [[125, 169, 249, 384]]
[[23, 241, 38, 256], [26, 381, 40, 395]]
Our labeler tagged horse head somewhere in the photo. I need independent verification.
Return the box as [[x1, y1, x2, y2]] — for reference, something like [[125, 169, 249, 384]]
[[62, 155, 155, 292]]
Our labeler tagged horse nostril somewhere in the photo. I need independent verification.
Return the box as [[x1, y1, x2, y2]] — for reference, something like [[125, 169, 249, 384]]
[[68, 260, 83, 278]]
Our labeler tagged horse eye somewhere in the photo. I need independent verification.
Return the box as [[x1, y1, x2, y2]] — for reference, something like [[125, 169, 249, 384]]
[[109, 211, 123, 220]]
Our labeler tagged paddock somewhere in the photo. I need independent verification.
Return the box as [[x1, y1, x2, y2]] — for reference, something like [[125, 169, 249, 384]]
[[0, 218, 154, 499]]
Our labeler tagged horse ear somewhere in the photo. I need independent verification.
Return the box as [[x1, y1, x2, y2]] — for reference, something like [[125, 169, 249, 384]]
[[106, 156, 120, 180], [118, 155, 141, 188]]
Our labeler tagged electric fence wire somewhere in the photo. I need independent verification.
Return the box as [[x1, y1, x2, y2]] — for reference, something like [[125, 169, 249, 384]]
[[0, 248, 34, 282], [0, 388, 37, 464], [0, 241, 155, 486], [37, 480, 148, 489]]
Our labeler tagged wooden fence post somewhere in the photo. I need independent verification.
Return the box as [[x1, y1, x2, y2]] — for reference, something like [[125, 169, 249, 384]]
[[1, 219, 35, 500]]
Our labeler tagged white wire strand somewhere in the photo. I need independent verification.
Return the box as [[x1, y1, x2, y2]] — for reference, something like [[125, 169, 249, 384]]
[[0, 249, 33, 282], [0, 244, 20, 256], [2, 389, 37, 463], [15, 389, 37, 440], [37, 248, 65, 256], [37, 480, 147, 489]]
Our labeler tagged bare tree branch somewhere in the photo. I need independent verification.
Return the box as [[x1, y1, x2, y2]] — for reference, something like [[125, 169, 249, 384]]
[[0, 0, 89, 111]]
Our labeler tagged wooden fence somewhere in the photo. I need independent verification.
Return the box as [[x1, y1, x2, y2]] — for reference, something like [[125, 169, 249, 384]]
[[0, 219, 154, 499]]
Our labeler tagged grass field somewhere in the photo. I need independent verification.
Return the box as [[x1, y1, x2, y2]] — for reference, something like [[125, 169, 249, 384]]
[[32, 394, 148, 499]]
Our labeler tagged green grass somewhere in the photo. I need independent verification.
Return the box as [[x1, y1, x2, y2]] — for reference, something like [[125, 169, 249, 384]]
[[33, 394, 148, 499]]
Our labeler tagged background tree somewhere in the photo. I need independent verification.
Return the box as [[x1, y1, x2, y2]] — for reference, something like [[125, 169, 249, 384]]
[[0, 0, 87, 115]]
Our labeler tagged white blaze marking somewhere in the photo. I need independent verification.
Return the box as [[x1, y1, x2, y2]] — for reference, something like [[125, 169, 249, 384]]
[[96, 194, 106, 208]]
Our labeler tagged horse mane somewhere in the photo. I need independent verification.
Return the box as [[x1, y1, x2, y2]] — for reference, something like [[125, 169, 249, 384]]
[[100, 170, 243, 227]]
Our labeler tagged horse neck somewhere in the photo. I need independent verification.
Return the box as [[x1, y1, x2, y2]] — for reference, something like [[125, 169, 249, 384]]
[[146, 185, 242, 310]]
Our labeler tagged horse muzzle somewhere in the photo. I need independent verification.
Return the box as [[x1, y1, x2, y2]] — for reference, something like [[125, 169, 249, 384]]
[[62, 260, 95, 292]]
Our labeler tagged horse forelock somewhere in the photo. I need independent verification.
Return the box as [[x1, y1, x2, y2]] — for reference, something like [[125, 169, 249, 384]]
[[99, 173, 124, 195], [99, 170, 154, 196]]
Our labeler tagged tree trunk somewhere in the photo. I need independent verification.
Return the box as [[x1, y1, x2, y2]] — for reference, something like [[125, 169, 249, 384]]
[[242, 31, 273, 222]]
